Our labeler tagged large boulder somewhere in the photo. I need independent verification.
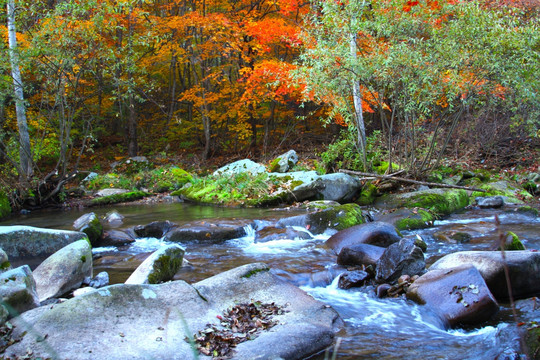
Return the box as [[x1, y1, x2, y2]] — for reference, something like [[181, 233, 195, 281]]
[[0, 226, 88, 260], [5, 263, 342, 360], [337, 243, 385, 267], [269, 150, 299, 173], [407, 265, 499, 328], [33, 240, 93, 302], [125, 244, 185, 284], [375, 188, 469, 216], [213, 159, 267, 176], [325, 221, 401, 254], [276, 203, 365, 234], [73, 212, 103, 246], [0, 265, 40, 317], [164, 220, 249, 243], [429, 250, 540, 301], [375, 238, 425, 284], [317, 173, 362, 202]]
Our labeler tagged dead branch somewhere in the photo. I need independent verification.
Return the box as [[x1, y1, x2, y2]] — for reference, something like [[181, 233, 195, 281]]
[[339, 169, 487, 193]]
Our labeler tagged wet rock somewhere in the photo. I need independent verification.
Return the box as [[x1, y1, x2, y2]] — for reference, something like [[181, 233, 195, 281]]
[[0, 265, 40, 318], [73, 212, 103, 246], [276, 203, 365, 234], [33, 240, 93, 302], [430, 251, 540, 301], [0, 226, 88, 260], [338, 270, 370, 289], [306, 266, 347, 287], [407, 265, 499, 328], [433, 230, 472, 244], [101, 229, 136, 247], [269, 150, 299, 173], [337, 243, 385, 267], [133, 220, 176, 238], [375, 208, 436, 231], [89, 271, 109, 288], [255, 226, 311, 243], [213, 159, 267, 176], [164, 220, 249, 243], [475, 195, 505, 208], [376, 284, 391, 298], [0, 248, 11, 273], [326, 221, 401, 254], [375, 238, 425, 284], [104, 210, 124, 226], [5, 263, 341, 360], [125, 244, 185, 284]]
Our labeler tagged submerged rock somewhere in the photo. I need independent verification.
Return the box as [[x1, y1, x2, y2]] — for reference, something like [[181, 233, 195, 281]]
[[325, 221, 401, 254], [430, 250, 540, 301], [33, 240, 93, 302], [0, 265, 39, 318], [407, 265, 499, 328], [125, 244, 185, 284], [0, 226, 88, 260], [375, 238, 425, 284], [5, 263, 342, 360]]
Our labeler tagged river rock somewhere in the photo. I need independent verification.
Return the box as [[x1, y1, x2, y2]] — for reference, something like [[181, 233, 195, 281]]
[[5, 263, 342, 360], [33, 240, 93, 302], [133, 220, 176, 238], [375, 188, 469, 216], [104, 210, 125, 226], [0, 265, 39, 317], [326, 221, 401, 254], [95, 188, 129, 197], [213, 159, 267, 176], [429, 250, 540, 301], [338, 270, 370, 289], [406, 265, 499, 328], [269, 150, 299, 173], [73, 212, 103, 246], [374, 208, 436, 231], [276, 203, 365, 234], [475, 196, 504, 208], [125, 244, 185, 284], [255, 226, 311, 243], [101, 229, 136, 247], [0, 225, 88, 260], [164, 220, 249, 243], [375, 238, 425, 284], [89, 271, 110, 288], [337, 243, 385, 267], [0, 248, 11, 273]]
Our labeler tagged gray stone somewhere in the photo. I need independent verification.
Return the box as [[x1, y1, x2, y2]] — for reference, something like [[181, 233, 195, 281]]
[[317, 173, 362, 202], [475, 196, 505, 208], [337, 243, 385, 267], [407, 265, 499, 328], [73, 212, 103, 246], [5, 263, 342, 360], [125, 244, 185, 284], [164, 220, 249, 243], [33, 240, 93, 302], [326, 221, 401, 254], [375, 238, 426, 284], [0, 265, 39, 317], [429, 250, 540, 301], [133, 220, 175, 238], [95, 188, 129, 197], [101, 229, 136, 247], [0, 226, 88, 260], [213, 159, 267, 176], [270, 150, 299, 173], [104, 210, 124, 226], [89, 272, 109, 289]]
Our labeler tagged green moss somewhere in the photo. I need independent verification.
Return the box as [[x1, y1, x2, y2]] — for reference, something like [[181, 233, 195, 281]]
[[90, 191, 148, 206], [309, 203, 365, 232], [500, 231, 526, 251], [0, 192, 11, 220], [268, 157, 281, 172], [357, 182, 378, 206], [0, 261, 11, 271], [242, 267, 270, 278], [395, 209, 436, 231], [470, 181, 525, 204], [80, 255, 87, 263], [517, 206, 539, 217], [147, 254, 184, 284], [396, 189, 469, 216]]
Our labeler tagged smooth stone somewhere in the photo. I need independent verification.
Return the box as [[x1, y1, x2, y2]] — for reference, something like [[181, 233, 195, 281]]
[[0, 265, 40, 317], [475, 196, 505, 208], [326, 221, 401, 254], [133, 220, 176, 238], [337, 243, 385, 267]]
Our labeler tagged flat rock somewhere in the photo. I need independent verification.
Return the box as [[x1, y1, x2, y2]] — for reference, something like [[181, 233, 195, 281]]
[[0, 226, 88, 260], [429, 250, 540, 301], [407, 265, 499, 328], [5, 263, 342, 360], [33, 240, 93, 302], [95, 188, 129, 197], [325, 221, 401, 254]]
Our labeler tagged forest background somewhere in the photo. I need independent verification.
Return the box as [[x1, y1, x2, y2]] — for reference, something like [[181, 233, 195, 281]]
[[0, 0, 539, 209]]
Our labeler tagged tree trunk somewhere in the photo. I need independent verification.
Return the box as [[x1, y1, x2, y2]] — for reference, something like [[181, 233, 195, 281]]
[[7, 0, 33, 180], [349, 33, 367, 169], [127, 5, 138, 157]]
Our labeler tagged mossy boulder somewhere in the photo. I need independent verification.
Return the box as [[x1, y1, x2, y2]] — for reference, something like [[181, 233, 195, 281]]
[[357, 182, 378, 206], [276, 203, 365, 234], [125, 244, 185, 284], [470, 180, 530, 204], [0, 191, 11, 220], [499, 231, 526, 251], [73, 212, 103, 246], [375, 208, 436, 231], [268, 150, 299, 173], [90, 190, 148, 206]]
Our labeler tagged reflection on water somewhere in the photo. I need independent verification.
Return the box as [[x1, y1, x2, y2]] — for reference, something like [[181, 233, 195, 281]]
[[2, 202, 539, 359]]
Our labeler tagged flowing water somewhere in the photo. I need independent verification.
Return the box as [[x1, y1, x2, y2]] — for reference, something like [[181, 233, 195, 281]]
[[2, 203, 539, 359]]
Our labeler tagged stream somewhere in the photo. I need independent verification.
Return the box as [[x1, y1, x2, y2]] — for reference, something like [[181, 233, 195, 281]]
[[2, 202, 539, 359]]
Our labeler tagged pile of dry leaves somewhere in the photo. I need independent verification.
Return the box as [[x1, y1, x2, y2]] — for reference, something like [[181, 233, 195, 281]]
[[192, 301, 287, 359]]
